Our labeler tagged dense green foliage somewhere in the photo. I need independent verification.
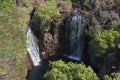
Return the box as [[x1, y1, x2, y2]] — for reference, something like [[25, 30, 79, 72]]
[[111, 18, 120, 31], [44, 60, 99, 80], [35, 0, 60, 32], [90, 29, 119, 57], [85, 25, 102, 38], [104, 72, 120, 80], [35, 0, 60, 22], [0, 0, 16, 13]]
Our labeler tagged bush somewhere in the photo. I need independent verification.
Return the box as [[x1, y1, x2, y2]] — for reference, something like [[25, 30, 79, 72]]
[[111, 18, 120, 31], [85, 25, 102, 38], [35, 0, 60, 22], [0, 0, 16, 13], [44, 60, 99, 80], [104, 72, 120, 80], [34, 0, 60, 32], [90, 29, 120, 57]]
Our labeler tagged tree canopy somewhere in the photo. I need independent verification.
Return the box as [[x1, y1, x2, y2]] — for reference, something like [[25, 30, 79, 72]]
[[90, 29, 120, 57], [44, 60, 99, 80]]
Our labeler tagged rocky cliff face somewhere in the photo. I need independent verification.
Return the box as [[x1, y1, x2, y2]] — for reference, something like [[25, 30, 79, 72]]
[[41, 33, 59, 57], [30, 0, 72, 58]]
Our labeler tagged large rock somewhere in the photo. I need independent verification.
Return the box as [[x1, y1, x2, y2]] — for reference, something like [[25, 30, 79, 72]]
[[42, 33, 59, 57]]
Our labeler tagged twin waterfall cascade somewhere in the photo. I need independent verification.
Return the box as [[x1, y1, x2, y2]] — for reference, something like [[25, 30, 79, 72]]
[[26, 10, 84, 66], [26, 27, 41, 66], [65, 10, 85, 61], [26, 10, 85, 80]]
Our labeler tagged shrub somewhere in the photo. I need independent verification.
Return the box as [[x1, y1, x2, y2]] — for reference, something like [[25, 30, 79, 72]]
[[35, 0, 60, 22], [34, 0, 60, 32], [44, 60, 99, 80], [90, 29, 120, 57], [85, 25, 102, 38], [111, 18, 120, 31], [104, 72, 120, 80], [0, 0, 16, 13]]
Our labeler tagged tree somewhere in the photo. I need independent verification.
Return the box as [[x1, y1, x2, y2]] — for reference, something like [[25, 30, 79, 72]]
[[111, 18, 120, 31], [85, 25, 102, 38], [0, 0, 27, 79], [104, 72, 120, 80], [90, 29, 120, 57], [34, 0, 60, 32], [35, 0, 60, 22], [44, 60, 99, 80]]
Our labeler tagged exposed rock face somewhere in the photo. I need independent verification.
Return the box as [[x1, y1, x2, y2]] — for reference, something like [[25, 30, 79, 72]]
[[33, 0, 73, 58], [26, 53, 33, 70], [42, 33, 59, 57], [40, 51, 48, 59]]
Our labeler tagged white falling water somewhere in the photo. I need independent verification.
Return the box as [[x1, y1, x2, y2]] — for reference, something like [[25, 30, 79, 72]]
[[26, 27, 41, 66], [65, 11, 85, 61]]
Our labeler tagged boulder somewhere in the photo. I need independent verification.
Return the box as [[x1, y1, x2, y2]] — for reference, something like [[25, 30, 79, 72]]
[[42, 33, 59, 57]]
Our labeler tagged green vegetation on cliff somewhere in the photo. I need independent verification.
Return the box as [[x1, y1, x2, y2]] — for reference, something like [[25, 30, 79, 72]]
[[0, 0, 29, 79], [34, 0, 61, 32]]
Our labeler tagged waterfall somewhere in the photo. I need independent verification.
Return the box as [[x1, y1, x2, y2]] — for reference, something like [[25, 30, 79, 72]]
[[26, 26, 41, 66], [64, 10, 85, 61]]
